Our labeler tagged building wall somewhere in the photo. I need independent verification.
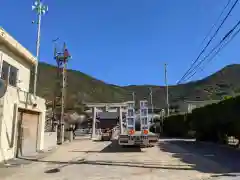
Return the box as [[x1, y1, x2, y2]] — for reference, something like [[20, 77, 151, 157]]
[[0, 45, 31, 91], [0, 47, 46, 162], [43, 132, 57, 151], [179, 100, 221, 113]]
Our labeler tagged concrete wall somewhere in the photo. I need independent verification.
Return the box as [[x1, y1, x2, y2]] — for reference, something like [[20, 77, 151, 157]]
[[43, 132, 57, 151], [0, 48, 46, 162]]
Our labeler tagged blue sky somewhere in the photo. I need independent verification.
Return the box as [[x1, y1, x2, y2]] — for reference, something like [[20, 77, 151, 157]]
[[1, 0, 240, 86]]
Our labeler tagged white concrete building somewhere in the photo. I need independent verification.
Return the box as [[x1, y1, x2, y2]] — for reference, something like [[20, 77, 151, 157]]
[[0, 27, 46, 162]]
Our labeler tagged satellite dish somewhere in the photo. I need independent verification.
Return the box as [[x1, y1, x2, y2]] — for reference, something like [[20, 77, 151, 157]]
[[0, 79, 7, 98]]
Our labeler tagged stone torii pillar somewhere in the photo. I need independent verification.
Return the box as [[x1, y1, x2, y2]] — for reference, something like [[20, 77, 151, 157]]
[[91, 107, 97, 139]]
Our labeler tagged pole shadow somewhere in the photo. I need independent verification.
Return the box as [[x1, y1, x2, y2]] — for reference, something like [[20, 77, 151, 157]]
[[71, 140, 142, 153], [16, 158, 196, 174]]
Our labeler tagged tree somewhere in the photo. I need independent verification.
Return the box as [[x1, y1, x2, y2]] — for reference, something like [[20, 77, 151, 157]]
[[223, 95, 232, 100]]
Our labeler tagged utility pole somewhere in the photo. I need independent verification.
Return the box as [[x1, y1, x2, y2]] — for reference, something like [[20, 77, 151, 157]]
[[53, 42, 71, 144], [32, 0, 48, 97], [160, 109, 165, 133], [132, 92, 135, 102], [164, 63, 170, 117], [149, 87, 154, 121]]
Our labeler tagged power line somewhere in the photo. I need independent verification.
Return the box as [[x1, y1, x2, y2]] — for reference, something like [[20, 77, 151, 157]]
[[199, 0, 232, 47], [184, 20, 240, 82], [179, 0, 238, 84], [184, 26, 240, 82], [183, 20, 240, 82], [177, 0, 239, 84]]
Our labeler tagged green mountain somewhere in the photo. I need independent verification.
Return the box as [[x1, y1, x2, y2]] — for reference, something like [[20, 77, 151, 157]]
[[36, 62, 240, 109]]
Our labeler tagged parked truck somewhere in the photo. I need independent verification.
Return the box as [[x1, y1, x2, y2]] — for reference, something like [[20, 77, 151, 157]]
[[118, 100, 158, 146], [96, 112, 119, 141]]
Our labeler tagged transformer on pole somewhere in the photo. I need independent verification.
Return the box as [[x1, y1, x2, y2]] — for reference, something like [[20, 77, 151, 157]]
[[52, 41, 71, 144]]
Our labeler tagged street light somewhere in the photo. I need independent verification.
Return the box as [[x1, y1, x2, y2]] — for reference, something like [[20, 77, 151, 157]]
[[32, 0, 48, 97]]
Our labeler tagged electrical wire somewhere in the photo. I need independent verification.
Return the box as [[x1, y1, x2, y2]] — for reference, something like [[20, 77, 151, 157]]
[[177, 0, 239, 84], [183, 20, 240, 82], [199, 0, 232, 47], [184, 27, 240, 82]]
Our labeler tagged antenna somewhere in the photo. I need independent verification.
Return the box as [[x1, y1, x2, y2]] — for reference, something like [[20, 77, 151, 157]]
[[32, 0, 48, 97], [52, 37, 59, 58]]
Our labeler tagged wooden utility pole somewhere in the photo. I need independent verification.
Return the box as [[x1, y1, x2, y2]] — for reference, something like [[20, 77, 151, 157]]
[[149, 87, 154, 121], [53, 42, 71, 145], [164, 63, 170, 117], [132, 92, 135, 102]]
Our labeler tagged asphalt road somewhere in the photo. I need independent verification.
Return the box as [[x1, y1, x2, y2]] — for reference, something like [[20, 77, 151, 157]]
[[2, 138, 240, 180], [159, 138, 240, 179], [1, 138, 217, 180]]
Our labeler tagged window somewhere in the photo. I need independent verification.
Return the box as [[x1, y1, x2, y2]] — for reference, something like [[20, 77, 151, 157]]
[[127, 109, 134, 117], [140, 101, 148, 108], [145, 118, 148, 124], [0, 61, 18, 87], [127, 118, 134, 125], [141, 117, 148, 125], [9, 66, 18, 86], [141, 109, 147, 116], [144, 101, 148, 107], [1, 61, 10, 81]]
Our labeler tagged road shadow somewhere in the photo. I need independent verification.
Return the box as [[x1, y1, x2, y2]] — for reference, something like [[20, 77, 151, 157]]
[[100, 140, 142, 153], [71, 140, 142, 153], [16, 140, 198, 174], [158, 139, 240, 176], [18, 158, 195, 174]]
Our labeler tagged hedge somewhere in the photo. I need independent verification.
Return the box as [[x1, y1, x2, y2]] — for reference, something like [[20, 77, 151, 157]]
[[162, 96, 240, 143]]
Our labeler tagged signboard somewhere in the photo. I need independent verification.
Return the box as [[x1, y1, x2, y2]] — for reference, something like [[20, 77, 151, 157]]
[[139, 100, 149, 135], [126, 101, 135, 134]]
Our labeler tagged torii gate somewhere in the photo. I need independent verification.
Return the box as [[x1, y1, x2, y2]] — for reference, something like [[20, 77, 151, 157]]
[[84, 102, 128, 140]]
